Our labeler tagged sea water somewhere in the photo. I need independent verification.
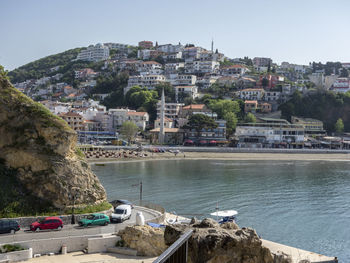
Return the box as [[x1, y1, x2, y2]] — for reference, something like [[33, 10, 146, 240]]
[[92, 159, 350, 262]]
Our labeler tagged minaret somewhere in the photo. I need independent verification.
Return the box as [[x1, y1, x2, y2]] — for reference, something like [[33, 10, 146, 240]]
[[211, 38, 214, 54], [159, 88, 165, 144]]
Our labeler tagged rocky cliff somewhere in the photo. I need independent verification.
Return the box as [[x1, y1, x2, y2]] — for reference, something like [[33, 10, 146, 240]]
[[0, 73, 106, 215]]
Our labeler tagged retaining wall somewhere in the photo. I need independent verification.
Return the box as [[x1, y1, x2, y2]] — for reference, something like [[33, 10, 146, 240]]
[[87, 235, 119, 253], [0, 248, 32, 262], [1, 207, 113, 228]]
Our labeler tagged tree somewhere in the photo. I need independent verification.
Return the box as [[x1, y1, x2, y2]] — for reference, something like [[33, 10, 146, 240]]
[[261, 77, 269, 88], [208, 100, 241, 119], [121, 121, 139, 145], [223, 112, 238, 137], [335, 118, 344, 134], [245, 112, 256, 123], [186, 114, 218, 140], [155, 82, 175, 102], [340, 68, 349, 78]]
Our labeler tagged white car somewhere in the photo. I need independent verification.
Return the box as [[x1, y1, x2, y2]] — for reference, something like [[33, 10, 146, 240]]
[[110, 205, 132, 223]]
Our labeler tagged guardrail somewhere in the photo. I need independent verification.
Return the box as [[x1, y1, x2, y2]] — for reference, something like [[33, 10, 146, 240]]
[[153, 230, 193, 263], [134, 200, 166, 224]]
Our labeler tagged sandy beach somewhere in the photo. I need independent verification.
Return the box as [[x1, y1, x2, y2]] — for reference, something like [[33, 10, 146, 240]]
[[87, 151, 350, 164]]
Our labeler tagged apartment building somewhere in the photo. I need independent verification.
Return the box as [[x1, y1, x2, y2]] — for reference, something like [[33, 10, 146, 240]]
[[239, 88, 265, 100], [138, 41, 153, 49], [156, 102, 184, 120], [175, 85, 199, 101], [76, 44, 110, 62], [59, 112, 84, 131], [235, 122, 304, 147], [253, 57, 272, 67], [220, 65, 249, 76]]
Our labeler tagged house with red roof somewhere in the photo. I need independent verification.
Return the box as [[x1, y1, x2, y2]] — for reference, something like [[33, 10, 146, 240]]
[[220, 65, 249, 76]]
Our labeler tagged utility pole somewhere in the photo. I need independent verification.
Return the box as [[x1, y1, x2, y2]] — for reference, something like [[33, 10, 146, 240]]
[[140, 181, 143, 201]]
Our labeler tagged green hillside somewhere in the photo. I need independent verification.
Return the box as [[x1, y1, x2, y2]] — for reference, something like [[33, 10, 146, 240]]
[[8, 48, 83, 83], [279, 90, 350, 132]]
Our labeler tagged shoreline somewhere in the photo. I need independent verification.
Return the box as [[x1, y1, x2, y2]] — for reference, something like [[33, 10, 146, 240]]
[[87, 151, 350, 164]]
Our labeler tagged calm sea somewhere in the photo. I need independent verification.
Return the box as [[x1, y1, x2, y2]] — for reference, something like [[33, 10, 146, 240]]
[[92, 159, 350, 262]]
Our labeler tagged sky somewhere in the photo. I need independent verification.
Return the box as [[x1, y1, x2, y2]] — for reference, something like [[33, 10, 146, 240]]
[[1, 0, 350, 70]]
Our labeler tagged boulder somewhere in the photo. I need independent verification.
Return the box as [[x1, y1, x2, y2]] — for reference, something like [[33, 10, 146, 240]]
[[118, 225, 168, 256], [164, 218, 274, 263]]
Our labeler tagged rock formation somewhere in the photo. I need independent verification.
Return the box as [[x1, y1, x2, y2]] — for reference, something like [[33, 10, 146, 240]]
[[118, 218, 292, 263], [118, 225, 168, 256], [164, 218, 274, 263], [0, 73, 106, 213]]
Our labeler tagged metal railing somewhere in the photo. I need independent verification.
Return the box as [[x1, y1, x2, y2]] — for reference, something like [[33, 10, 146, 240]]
[[153, 230, 193, 263]]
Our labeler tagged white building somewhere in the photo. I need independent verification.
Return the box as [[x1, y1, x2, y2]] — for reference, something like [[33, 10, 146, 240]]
[[108, 109, 149, 131], [126, 112, 149, 130], [168, 74, 197, 86], [235, 123, 304, 147], [76, 43, 110, 62], [162, 52, 183, 61], [164, 62, 185, 74], [220, 65, 249, 76], [185, 60, 219, 74], [331, 78, 350, 93], [157, 43, 183, 53], [156, 101, 184, 120], [196, 75, 220, 89], [125, 74, 167, 94], [239, 88, 265, 100], [137, 61, 162, 73], [175, 86, 199, 101]]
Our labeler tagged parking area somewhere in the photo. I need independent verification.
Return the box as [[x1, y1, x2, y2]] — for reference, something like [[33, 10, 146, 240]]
[[0, 206, 161, 244]]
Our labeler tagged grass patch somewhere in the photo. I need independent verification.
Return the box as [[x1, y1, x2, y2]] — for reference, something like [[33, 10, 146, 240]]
[[75, 148, 85, 159], [66, 201, 112, 215], [0, 80, 72, 132], [0, 244, 25, 253]]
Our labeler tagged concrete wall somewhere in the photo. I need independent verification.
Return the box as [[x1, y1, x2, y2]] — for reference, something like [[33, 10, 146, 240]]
[[0, 248, 32, 262], [1, 234, 118, 255], [87, 235, 119, 253]]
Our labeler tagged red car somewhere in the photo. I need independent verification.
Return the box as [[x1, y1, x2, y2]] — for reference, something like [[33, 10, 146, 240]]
[[30, 217, 63, 231]]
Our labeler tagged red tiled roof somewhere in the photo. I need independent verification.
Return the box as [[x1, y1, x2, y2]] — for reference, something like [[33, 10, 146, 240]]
[[142, 61, 161, 65], [182, 104, 205, 110], [155, 117, 173, 122], [245, 100, 258, 104]]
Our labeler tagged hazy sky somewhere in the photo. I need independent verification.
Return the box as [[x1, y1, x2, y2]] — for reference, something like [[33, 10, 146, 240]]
[[1, 0, 350, 70]]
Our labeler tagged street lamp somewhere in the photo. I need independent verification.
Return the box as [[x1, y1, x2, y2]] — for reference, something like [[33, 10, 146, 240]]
[[68, 189, 80, 225]]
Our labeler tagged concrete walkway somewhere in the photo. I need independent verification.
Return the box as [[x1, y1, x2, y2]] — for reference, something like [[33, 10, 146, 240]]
[[20, 251, 156, 263], [262, 239, 337, 263]]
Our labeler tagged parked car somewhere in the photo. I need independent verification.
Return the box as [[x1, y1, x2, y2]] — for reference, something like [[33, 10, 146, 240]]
[[78, 213, 110, 227], [30, 217, 63, 231], [110, 205, 132, 223], [111, 199, 134, 209], [0, 220, 20, 234]]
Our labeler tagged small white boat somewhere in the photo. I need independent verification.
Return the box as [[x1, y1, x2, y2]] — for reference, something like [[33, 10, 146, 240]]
[[210, 210, 238, 224]]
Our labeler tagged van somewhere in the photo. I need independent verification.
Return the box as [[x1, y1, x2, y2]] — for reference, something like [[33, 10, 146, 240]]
[[0, 220, 20, 234], [110, 205, 132, 223]]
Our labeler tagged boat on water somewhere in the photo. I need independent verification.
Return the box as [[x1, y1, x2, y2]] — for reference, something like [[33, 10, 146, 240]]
[[210, 210, 238, 224]]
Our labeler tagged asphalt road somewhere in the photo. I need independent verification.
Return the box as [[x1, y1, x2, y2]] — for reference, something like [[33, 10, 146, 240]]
[[0, 206, 160, 244]]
